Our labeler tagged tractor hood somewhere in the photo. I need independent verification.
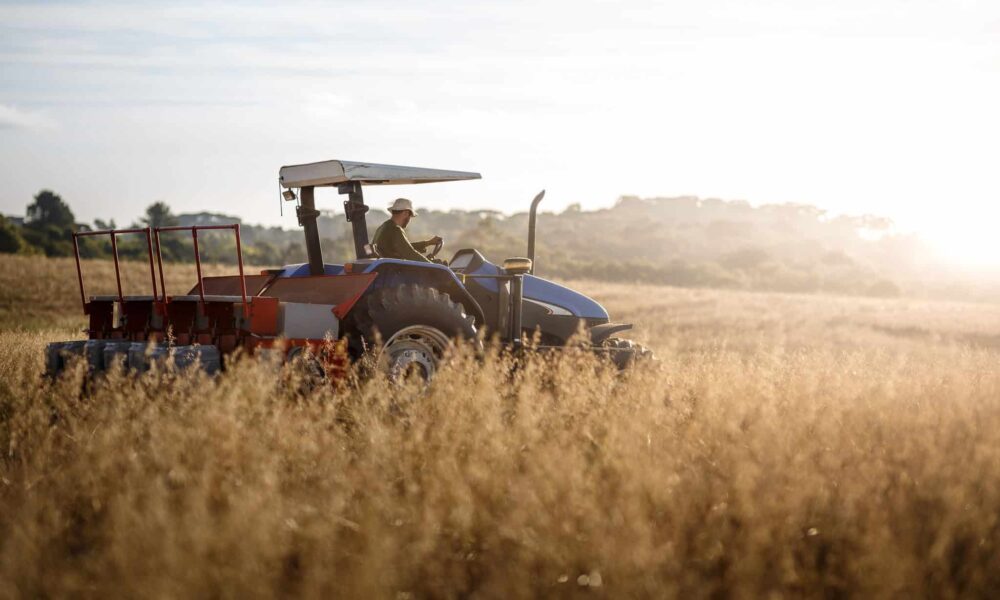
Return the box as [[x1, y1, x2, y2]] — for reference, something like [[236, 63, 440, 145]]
[[522, 275, 609, 320], [454, 250, 608, 321]]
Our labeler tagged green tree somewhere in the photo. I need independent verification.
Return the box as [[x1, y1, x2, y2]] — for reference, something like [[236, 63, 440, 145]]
[[136, 201, 189, 261], [141, 201, 179, 229], [20, 224, 73, 256], [22, 190, 76, 256], [0, 215, 27, 254], [25, 190, 75, 230]]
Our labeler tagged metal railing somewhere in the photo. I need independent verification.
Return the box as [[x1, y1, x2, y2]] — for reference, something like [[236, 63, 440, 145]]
[[72, 223, 248, 314], [72, 227, 158, 310], [153, 224, 248, 312]]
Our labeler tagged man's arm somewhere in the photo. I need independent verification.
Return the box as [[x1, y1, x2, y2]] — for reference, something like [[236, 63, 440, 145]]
[[412, 235, 442, 251]]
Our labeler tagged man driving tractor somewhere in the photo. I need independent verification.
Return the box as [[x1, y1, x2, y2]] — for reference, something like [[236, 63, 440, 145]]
[[372, 198, 443, 263]]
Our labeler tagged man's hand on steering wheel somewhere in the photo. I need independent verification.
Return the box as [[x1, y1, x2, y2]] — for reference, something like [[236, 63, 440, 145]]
[[424, 236, 444, 260]]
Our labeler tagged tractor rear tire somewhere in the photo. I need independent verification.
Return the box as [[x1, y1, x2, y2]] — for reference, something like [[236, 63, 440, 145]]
[[350, 284, 478, 381]]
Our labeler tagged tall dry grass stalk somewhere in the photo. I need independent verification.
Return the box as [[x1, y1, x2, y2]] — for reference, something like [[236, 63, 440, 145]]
[[3, 328, 1000, 597]]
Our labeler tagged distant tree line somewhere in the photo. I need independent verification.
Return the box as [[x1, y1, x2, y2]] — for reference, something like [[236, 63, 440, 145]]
[[0, 190, 305, 266], [2, 189, 923, 297]]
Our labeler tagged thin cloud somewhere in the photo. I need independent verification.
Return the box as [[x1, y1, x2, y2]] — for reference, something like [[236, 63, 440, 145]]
[[0, 104, 56, 130]]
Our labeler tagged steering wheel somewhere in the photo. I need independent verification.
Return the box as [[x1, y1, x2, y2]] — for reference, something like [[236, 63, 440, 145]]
[[425, 239, 444, 260]]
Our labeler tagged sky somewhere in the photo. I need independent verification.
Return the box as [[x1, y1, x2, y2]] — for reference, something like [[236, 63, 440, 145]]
[[1, 0, 999, 264]]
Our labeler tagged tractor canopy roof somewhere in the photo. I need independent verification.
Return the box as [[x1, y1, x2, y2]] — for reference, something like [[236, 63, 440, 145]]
[[279, 160, 481, 189]]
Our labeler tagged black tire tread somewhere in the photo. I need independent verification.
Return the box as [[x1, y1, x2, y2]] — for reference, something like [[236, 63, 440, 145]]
[[348, 284, 478, 348]]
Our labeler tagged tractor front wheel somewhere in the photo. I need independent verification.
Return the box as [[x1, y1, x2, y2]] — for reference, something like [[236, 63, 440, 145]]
[[603, 337, 655, 369]]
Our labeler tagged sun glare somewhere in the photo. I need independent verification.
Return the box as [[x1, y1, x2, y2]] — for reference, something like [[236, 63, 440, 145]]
[[922, 221, 1000, 269]]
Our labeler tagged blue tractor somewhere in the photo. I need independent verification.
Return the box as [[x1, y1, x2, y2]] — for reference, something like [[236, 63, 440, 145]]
[[280, 159, 651, 378], [45, 159, 650, 382]]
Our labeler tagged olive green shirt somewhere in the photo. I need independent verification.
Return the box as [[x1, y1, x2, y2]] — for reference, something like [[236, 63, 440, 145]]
[[372, 219, 433, 263]]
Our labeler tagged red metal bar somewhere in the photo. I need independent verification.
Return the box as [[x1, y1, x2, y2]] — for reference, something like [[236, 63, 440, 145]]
[[144, 228, 158, 301], [233, 224, 249, 313], [73, 234, 86, 311], [109, 233, 124, 305], [191, 227, 205, 305], [74, 227, 152, 237], [154, 225, 244, 232], [154, 229, 166, 303]]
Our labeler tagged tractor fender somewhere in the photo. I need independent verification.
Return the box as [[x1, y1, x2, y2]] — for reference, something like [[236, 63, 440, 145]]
[[589, 322, 633, 345], [352, 260, 487, 327]]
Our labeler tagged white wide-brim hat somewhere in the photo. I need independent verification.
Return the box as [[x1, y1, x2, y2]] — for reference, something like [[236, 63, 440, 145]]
[[388, 197, 417, 216]]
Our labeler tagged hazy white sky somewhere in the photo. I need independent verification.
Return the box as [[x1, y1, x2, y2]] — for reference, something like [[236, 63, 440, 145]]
[[1, 1, 999, 262]]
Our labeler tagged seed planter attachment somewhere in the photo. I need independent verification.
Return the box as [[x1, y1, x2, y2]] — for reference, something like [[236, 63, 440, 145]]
[[73, 224, 249, 316]]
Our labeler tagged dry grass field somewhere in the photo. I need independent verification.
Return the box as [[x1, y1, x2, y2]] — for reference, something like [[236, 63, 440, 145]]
[[3, 255, 1000, 597]]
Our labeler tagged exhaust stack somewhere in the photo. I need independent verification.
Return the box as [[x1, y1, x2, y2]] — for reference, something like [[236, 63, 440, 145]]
[[526, 190, 545, 274]]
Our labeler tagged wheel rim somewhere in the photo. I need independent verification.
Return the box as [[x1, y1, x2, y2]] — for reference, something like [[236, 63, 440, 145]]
[[381, 325, 451, 382]]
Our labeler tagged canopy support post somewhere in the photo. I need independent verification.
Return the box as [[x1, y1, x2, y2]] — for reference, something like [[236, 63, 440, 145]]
[[297, 186, 325, 276], [341, 182, 370, 260]]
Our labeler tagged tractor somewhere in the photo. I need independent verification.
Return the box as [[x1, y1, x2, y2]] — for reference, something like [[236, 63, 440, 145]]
[[45, 159, 651, 381]]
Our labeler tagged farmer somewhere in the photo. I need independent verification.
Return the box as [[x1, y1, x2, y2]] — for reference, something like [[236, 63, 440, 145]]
[[371, 198, 443, 263]]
